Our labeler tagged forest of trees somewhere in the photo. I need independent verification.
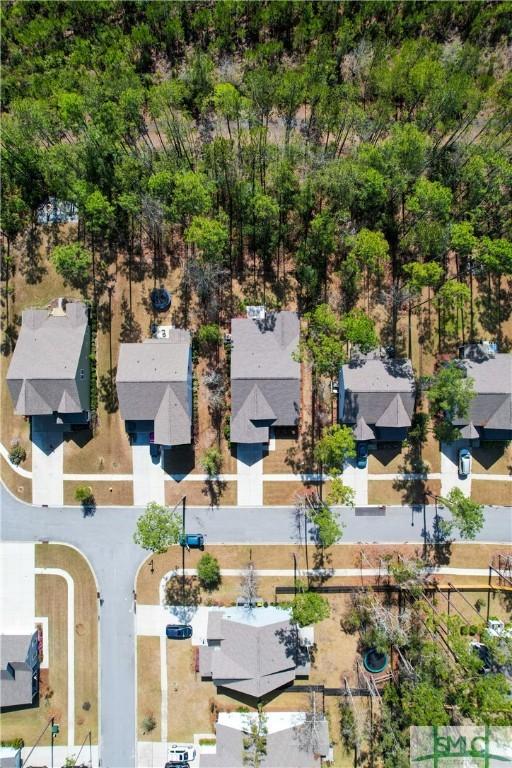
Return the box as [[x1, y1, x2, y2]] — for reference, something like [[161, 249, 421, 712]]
[[1, 1, 511, 356]]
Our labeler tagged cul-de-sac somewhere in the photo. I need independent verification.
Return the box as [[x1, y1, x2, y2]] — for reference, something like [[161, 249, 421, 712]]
[[1, 3, 511, 768]]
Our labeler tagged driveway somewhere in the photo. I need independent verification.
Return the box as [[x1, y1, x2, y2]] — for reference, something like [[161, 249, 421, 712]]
[[132, 432, 165, 505], [236, 443, 263, 505], [31, 417, 64, 506], [441, 440, 471, 497], [2, 486, 511, 767], [343, 458, 368, 505]]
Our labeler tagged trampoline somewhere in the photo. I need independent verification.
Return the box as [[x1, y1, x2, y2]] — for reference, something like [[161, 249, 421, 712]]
[[151, 287, 171, 312], [363, 648, 388, 673]]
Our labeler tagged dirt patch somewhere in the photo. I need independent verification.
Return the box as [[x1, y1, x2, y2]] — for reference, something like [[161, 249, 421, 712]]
[[421, 433, 441, 473], [137, 636, 162, 741], [0, 455, 32, 502], [471, 480, 512, 505], [36, 543, 99, 743], [262, 428, 301, 474], [165, 479, 236, 506], [63, 479, 133, 506]]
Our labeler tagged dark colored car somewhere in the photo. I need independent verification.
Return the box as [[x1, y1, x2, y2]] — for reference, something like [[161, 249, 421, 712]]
[[356, 442, 368, 469], [179, 533, 205, 550], [166, 624, 193, 640], [150, 442, 161, 462]]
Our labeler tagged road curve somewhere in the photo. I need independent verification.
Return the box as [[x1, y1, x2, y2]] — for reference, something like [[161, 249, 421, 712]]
[[1, 485, 511, 767]]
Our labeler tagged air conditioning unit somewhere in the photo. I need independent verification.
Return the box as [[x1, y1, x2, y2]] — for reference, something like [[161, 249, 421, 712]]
[[246, 305, 266, 321]]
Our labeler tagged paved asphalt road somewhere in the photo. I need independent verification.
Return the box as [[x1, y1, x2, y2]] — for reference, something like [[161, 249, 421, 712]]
[[1, 485, 510, 767]]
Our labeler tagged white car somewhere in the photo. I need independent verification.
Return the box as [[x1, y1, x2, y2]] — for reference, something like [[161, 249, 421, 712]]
[[167, 744, 196, 764], [458, 448, 471, 476]]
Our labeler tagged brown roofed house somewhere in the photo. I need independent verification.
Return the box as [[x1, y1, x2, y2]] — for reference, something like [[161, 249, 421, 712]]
[[339, 353, 416, 443], [6, 300, 90, 423], [116, 329, 192, 446], [230, 312, 300, 444]]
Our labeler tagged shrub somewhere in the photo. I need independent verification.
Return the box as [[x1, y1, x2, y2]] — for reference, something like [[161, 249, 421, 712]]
[[195, 324, 222, 356], [142, 714, 156, 733], [460, 625, 468, 636], [201, 446, 223, 478], [469, 624, 478, 635], [74, 485, 94, 505], [197, 553, 221, 590], [474, 598, 485, 613], [8, 442, 26, 466], [82, 701, 91, 711]]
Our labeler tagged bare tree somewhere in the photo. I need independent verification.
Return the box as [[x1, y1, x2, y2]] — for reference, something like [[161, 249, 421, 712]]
[[240, 561, 259, 607], [293, 690, 327, 755]]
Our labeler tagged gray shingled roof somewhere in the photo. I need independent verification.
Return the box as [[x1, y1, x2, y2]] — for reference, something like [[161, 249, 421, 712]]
[[353, 416, 375, 441], [340, 358, 415, 430], [200, 609, 306, 698], [453, 353, 512, 431], [6, 302, 89, 416], [0, 634, 36, 709], [231, 312, 300, 443], [116, 331, 191, 446], [201, 714, 329, 768]]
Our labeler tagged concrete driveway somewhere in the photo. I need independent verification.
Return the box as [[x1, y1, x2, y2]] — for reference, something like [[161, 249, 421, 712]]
[[343, 458, 368, 505], [441, 440, 472, 496], [31, 417, 64, 506], [236, 443, 263, 505], [132, 432, 165, 505]]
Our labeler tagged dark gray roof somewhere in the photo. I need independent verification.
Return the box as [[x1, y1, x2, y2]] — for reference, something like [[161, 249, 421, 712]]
[[201, 713, 329, 768], [231, 313, 300, 443], [340, 358, 415, 429], [0, 633, 36, 709], [6, 302, 89, 416], [116, 331, 191, 446], [453, 354, 512, 431], [200, 608, 307, 698]]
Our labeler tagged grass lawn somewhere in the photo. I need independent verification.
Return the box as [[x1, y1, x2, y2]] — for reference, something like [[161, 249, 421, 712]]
[[63, 479, 133, 506], [368, 478, 441, 505], [165, 479, 237, 506], [0, 455, 32, 502], [137, 636, 162, 741], [263, 479, 324, 505], [36, 544, 99, 744], [262, 427, 302, 474], [0, 574, 68, 745], [471, 480, 512, 505], [472, 443, 512, 475]]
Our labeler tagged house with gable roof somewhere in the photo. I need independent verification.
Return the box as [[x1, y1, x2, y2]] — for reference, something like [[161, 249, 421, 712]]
[[116, 329, 192, 446], [230, 311, 300, 444], [339, 351, 416, 444], [6, 299, 90, 426]]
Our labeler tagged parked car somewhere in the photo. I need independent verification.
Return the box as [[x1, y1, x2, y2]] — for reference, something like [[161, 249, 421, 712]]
[[356, 442, 368, 469], [166, 625, 193, 640], [165, 764, 189, 768], [458, 447, 471, 476], [167, 744, 196, 764], [179, 533, 204, 550]]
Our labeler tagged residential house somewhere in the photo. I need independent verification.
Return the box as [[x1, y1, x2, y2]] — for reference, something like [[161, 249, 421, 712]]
[[0, 632, 39, 711], [230, 311, 300, 443], [6, 300, 90, 425], [116, 329, 192, 446], [454, 344, 512, 441], [199, 606, 311, 699], [201, 711, 330, 768], [339, 352, 416, 443]]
